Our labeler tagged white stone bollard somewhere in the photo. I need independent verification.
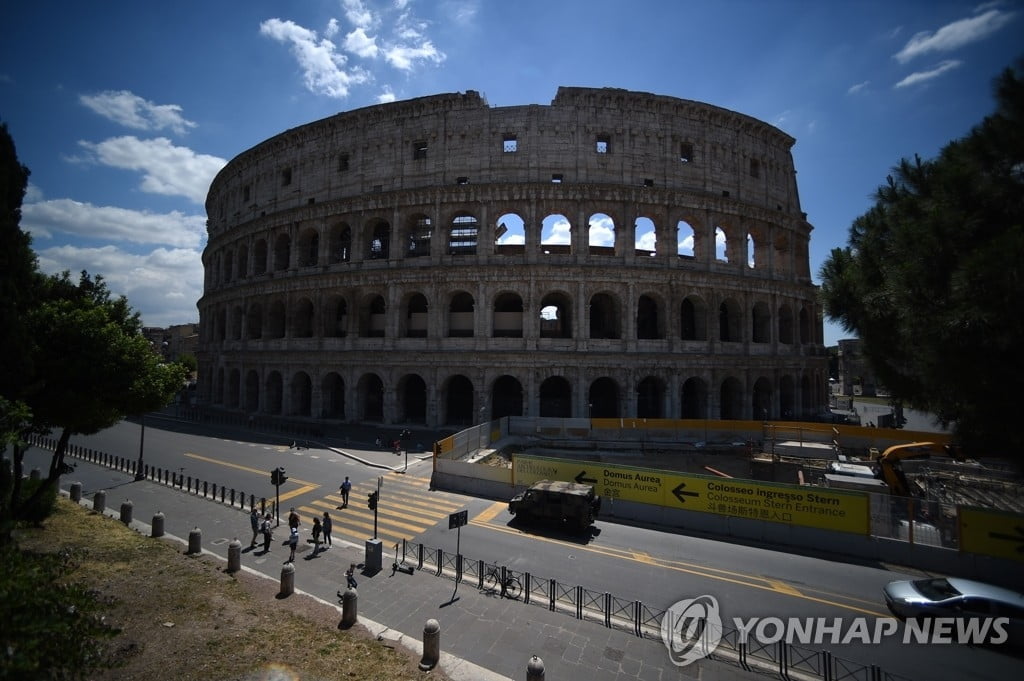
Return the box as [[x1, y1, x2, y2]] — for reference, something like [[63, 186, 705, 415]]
[[151, 512, 165, 538], [419, 619, 440, 671], [93, 490, 106, 513], [119, 500, 133, 525], [340, 588, 358, 628], [187, 527, 202, 554], [227, 538, 242, 573], [69, 482, 82, 502], [280, 562, 295, 597], [527, 655, 545, 681]]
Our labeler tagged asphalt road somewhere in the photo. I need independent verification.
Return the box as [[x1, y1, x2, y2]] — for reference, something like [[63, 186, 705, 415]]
[[22, 417, 1024, 681]]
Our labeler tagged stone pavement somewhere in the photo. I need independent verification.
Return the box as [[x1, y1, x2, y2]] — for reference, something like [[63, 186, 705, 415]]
[[38, 447, 769, 681]]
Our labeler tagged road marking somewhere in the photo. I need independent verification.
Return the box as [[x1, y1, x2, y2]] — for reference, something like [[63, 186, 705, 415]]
[[767, 578, 804, 597], [473, 501, 506, 525], [183, 452, 320, 503]]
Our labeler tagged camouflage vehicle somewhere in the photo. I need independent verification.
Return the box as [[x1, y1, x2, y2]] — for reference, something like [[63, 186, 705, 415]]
[[508, 480, 601, 531]]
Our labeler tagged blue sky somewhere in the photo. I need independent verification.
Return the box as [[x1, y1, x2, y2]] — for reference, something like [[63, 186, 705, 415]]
[[2, 1, 1019, 343]]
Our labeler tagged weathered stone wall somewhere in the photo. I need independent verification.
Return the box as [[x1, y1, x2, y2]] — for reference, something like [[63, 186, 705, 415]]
[[197, 88, 828, 428]]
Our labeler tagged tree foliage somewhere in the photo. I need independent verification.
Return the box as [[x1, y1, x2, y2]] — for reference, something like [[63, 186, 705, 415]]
[[819, 62, 1024, 461]]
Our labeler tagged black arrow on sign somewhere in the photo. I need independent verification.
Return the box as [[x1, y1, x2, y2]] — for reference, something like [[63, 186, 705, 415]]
[[673, 482, 700, 504], [987, 526, 1024, 553], [575, 471, 597, 485]]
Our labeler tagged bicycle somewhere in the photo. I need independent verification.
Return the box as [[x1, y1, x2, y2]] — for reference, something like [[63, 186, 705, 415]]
[[482, 566, 522, 599]]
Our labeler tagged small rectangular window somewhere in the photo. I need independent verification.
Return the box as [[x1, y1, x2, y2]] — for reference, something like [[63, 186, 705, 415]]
[[596, 135, 610, 154], [243, 185, 251, 202], [456, 176, 469, 185], [680, 143, 693, 163], [413, 141, 428, 160], [338, 153, 350, 172], [281, 168, 292, 186], [551, 174, 563, 183], [372, 184, 383, 193], [643, 178, 654, 188], [503, 136, 518, 152], [750, 159, 760, 178]]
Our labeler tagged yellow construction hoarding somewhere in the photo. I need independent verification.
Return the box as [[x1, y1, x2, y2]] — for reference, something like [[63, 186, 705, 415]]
[[959, 506, 1024, 563], [514, 455, 869, 534]]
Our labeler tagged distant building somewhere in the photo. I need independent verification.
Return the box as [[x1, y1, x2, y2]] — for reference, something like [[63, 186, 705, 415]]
[[141, 323, 199, 363], [836, 338, 878, 396]]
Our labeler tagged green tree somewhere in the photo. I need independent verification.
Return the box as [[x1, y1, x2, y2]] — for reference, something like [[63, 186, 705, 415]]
[[819, 62, 1024, 462]]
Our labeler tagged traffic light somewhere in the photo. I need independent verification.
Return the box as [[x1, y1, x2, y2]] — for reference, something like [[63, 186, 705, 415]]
[[367, 491, 379, 510], [271, 467, 287, 485]]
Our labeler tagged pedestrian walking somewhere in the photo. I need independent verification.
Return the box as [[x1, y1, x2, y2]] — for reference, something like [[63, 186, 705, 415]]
[[288, 507, 299, 530], [311, 517, 322, 554], [261, 513, 273, 553], [249, 507, 260, 548], [345, 563, 358, 589], [322, 511, 333, 548], [287, 526, 299, 563], [339, 477, 352, 508]]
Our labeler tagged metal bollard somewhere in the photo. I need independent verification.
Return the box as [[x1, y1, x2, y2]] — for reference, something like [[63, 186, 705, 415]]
[[69, 482, 82, 502], [527, 655, 545, 681], [152, 512, 165, 538], [340, 587, 358, 628], [93, 490, 106, 513], [280, 562, 295, 597], [119, 500, 133, 525], [227, 538, 241, 573], [419, 619, 440, 671], [187, 527, 202, 554]]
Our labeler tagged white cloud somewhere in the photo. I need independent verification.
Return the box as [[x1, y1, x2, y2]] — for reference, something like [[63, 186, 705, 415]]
[[77, 136, 225, 204], [36, 244, 203, 326], [22, 198, 206, 248], [342, 0, 376, 30], [344, 27, 379, 58], [847, 80, 870, 95], [894, 60, 962, 88], [260, 18, 370, 98], [588, 216, 615, 247], [541, 218, 571, 245], [383, 40, 444, 71], [377, 85, 397, 103], [894, 9, 1015, 63], [80, 90, 197, 135]]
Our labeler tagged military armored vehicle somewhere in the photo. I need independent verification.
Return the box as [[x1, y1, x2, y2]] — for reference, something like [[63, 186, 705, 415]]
[[508, 480, 601, 531]]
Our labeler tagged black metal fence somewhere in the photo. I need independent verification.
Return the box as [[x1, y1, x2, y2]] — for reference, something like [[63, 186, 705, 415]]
[[398, 539, 914, 681]]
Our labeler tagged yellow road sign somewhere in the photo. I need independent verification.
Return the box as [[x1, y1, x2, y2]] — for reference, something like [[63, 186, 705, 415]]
[[959, 506, 1024, 563], [514, 455, 869, 534]]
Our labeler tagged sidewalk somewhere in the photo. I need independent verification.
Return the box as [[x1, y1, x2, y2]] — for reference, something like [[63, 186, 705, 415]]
[[44, 450, 767, 681]]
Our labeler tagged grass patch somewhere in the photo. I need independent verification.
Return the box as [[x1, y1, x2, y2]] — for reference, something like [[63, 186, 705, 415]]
[[12, 498, 449, 681]]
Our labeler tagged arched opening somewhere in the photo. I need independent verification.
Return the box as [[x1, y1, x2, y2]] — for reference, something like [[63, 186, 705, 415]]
[[677, 220, 695, 258], [245, 370, 260, 412], [404, 293, 428, 338], [247, 303, 263, 339], [448, 291, 474, 337], [588, 212, 615, 256], [589, 292, 620, 339], [322, 373, 345, 419], [718, 298, 742, 342], [253, 239, 267, 274], [226, 369, 240, 408], [449, 213, 478, 255], [752, 301, 771, 343], [493, 292, 523, 338], [330, 223, 352, 263], [680, 296, 707, 341], [539, 376, 571, 417], [367, 220, 390, 260], [747, 232, 756, 269], [719, 377, 742, 420], [495, 213, 525, 256], [406, 214, 432, 257], [799, 306, 812, 344], [230, 306, 243, 340], [637, 376, 664, 418], [715, 226, 728, 263], [541, 214, 571, 255], [778, 304, 794, 344], [224, 251, 234, 282], [291, 372, 312, 416], [273, 233, 290, 271], [292, 298, 314, 338], [297, 228, 319, 267], [325, 296, 348, 338], [237, 244, 248, 278], [588, 377, 620, 418], [265, 371, 283, 415], [398, 374, 427, 423], [681, 377, 707, 418], [444, 375, 474, 425], [360, 295, 386, 337], [634, 217, 656, 257], [358, 374, 384, 422], [267, 300, 286, 339], [753, 376, 772, 420], [780, 375, 796, 420], [636, 294, 663, 339], [491, 375, 524, 419], [539, 292, 572, 339]]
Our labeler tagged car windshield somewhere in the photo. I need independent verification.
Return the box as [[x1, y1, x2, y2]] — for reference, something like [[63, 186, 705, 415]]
[[914, 578, 962, 601]]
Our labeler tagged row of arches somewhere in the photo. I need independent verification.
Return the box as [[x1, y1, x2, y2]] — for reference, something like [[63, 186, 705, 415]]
[[206, 207, 807, 289], [206, 288, 817, 345], [207, 367, 821, 426]]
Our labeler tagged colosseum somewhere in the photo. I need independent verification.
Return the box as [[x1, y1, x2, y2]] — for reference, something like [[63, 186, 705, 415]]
[[196, 87, 828, 429]]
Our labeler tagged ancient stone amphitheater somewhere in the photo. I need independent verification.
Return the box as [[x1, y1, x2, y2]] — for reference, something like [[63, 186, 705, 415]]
[[196, 87, 828, 428]]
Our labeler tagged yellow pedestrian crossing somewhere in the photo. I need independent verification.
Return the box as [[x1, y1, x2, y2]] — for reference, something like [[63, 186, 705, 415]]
[[290, 473, 465, 545]]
